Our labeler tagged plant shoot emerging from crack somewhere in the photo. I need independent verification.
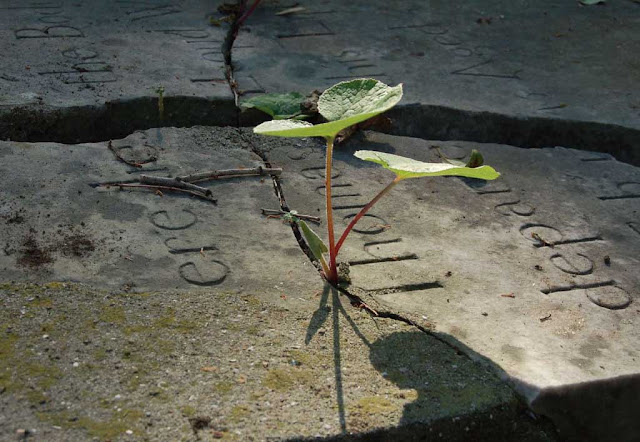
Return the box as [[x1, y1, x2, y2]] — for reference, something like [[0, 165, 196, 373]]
[[254, 79, 500, 285]]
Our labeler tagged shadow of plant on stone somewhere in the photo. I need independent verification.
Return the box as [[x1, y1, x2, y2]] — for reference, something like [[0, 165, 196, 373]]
[[305, 289, 558, 440], [364, 331, 558, 441]]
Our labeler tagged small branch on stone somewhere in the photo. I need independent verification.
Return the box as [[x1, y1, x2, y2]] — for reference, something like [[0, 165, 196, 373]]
[[139, 175, 212, 196], [176, 167, 282, 183], [107, 140, 156, 168], [261, 208, 321, 223], [112, 183, 217, 204]]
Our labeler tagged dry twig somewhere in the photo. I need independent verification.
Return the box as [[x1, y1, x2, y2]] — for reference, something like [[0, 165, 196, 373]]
[[177, 167, 282, 183], [261, 208, 321, 223]]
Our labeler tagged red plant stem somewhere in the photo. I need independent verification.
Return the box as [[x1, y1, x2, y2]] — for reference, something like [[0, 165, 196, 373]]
[[334, 177, 400, 256], [325, 137, 339, 283], [237, 0, 262, 26]]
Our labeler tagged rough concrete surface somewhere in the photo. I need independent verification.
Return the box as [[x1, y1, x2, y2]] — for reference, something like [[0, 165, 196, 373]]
[[0, 127, 315, 300], [0, 282, 557, 441], [0, 0, 235, 142]]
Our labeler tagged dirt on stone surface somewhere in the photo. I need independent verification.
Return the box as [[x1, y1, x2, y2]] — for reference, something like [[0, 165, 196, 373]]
[[16, 231, 54, 268], [58, 232, 96, 258], [0, 282, 559, 441], [11, 225, 97, 269]]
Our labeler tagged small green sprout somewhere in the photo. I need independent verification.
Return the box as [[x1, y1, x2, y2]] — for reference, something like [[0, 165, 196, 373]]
[[254, 79, 500, 285]]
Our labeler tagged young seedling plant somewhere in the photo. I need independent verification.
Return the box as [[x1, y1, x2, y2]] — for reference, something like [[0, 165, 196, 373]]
[[254, 79, 500, 286]]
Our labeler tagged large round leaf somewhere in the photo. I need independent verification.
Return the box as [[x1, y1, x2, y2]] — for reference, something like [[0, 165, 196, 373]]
[[318, 78, 403, 122], [253, 79, 403, 139], [354, 150, 500, 180]]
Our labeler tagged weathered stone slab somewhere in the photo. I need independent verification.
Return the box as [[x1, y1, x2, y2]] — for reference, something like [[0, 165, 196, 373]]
[[259, 131, 640, 440], [233, 0, 640, 162], [0, 127, 316, 301], [0, 1, 234, 142], [0, 128, 556, 440]]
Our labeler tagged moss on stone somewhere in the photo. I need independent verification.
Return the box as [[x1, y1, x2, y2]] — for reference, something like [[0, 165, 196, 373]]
[[27, 297, 53, 309], [263, 367, 314, 392], [44, 282, 66, 290], [213, 381, 234, 396], [356, 396, 395, 414], [98, 304, 126, 324], [289, 350, 322, 367], [229, 404, 250, 422], [152, 307, 199, 333], [180, 405, 197, 417], [37, 408, 142, 439]]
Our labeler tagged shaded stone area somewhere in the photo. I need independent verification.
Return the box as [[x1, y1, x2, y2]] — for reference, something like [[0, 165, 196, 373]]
[[0, 282, 556, 441], [0, 1, 235, 142], [233, 0, 640, 164]]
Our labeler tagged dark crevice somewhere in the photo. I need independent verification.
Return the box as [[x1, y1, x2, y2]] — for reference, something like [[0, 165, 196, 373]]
[[388, 104, 640, 167], [221, 0, 247, 123], [348, 254, 418, 266], [1, 0, 639, 170], [0, 97, 237, 144]]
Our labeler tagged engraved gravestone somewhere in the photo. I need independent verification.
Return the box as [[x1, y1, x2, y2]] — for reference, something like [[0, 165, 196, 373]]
[[1, 123, 638, 438], [234, 0, 640, 128], [0, 1, 234, 141], [258, 131, 640, 439], [232, 0, 640, 162], [0, 127, 313, 297]]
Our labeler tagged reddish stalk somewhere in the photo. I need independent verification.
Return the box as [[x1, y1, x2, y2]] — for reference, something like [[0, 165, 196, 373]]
[[237, 0, 262, 26], [334, 177, 400, 256], [325, 137, 339, 283]]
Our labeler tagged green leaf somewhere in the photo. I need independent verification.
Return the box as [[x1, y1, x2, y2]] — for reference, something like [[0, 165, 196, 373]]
[[298, 220, 328, 261], [253, 119, 316, 137], [354, 150, 500, 180], [240, 92, 307, 120], [466, 149, 484, 168], [318, 78, 403, 122], [253, 79, 403, 139], [579, 0, 605, 4]]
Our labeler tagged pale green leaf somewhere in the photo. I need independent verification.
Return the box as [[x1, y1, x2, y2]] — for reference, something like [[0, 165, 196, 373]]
[[318, 78, 403, 122], [298, 220, 328, 261], [253, 79, 403, 139], [240, 92, 307, 120], [254, 119, 316, 137], [579, 0, 605, 4], [354, 150, 500, 180]]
